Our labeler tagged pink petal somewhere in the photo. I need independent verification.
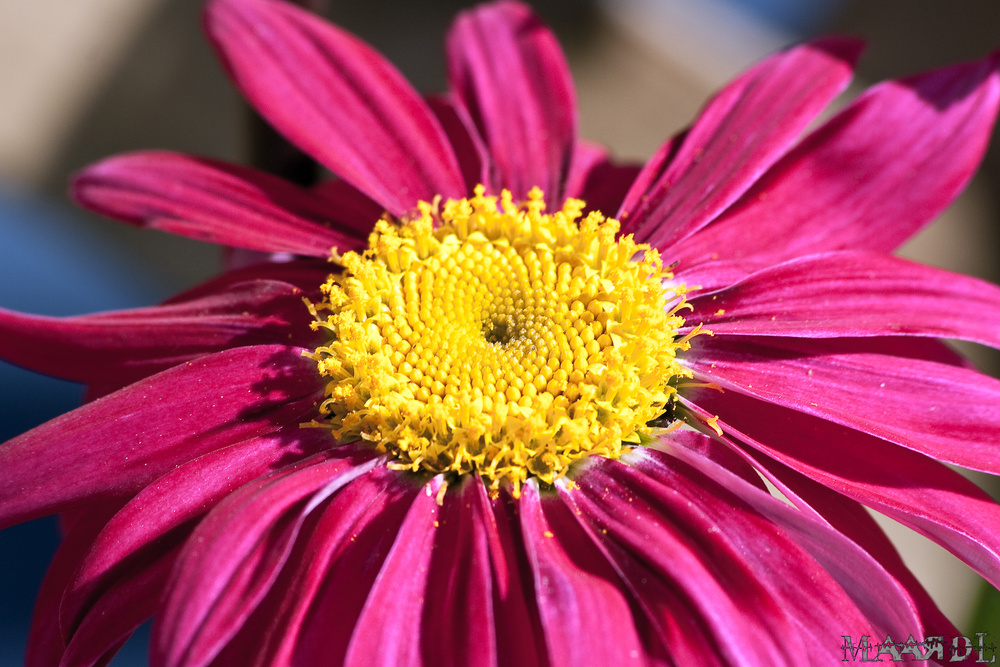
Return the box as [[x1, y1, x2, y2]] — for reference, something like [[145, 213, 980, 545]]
[[519, 482, 646, 666], [674, 52, 1000, 268], [0, 344, 323, 528], [61, 549, 175, 667], [418, 478, 498, 667], [446, 1, 577, 203], [426, 95, 489, 195], [687, 336, 1000, 475], [342, 477, 445, 667], [642, 440, 947, 639], [205, 0, 464, 216], [682, 390, 1000, 590], [0, 280, 315, 385], [73, 151, 366, 257], [690, 250, 1000, 348], [567, 458, 847, 662], [618, 38, 862, 250], [60, 429, 336, 641], [153, 452, 377, 667], [240, 464, 401, 667], [288, 468, 421, 666], [564, 141, 642, 217]]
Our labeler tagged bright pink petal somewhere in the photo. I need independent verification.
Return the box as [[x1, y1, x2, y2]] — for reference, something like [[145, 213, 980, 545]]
[[618, 38, 862, 250], [205, 0, 464, 215], [0, 345, 323, 528], [341, 477, 445, 667], [691, 250, 1000, 348], [564, 141, 643, 217], [73, 151, 366, 257], [289, 470, 422, 666], [643, 440, 947, 640], [427, 95, 489, 196], [61, 550, 175, 667], [687, 336, 1000, 474], [446, 1, 577, 203], [674, 52, 1000, 268], [243, 464, 402, 667], [568, 457, 853, 663], [682, 390, 1000, 590], [519, 482, 646, 667], [418, 478, 498, 667], [59, 429, 336, 642], [153, 452, 377, 667], [0, 280, 315, 385]]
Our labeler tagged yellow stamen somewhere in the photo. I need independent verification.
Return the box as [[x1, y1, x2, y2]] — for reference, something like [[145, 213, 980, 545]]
[[309, 186, 693, 495]]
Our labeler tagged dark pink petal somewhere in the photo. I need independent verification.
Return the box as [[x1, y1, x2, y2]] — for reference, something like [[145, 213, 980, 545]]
[[341, 477, 445, 667], [24, 506, 118, 667], [73, 151, 366, 257], [618, 38, 862, 250], [205, 0, 464, 215], [682, 390, 1000, 590], [564, 141, 643, 217], [519, 482, 646, 666], [62, 549, 175, 667], [308, 178, 385, 237], [722, 440, 962, 639], [418, 478, 497, 667], [289, 468, 420, 666], [674, 52, 1000, 268], [488, 491, 548, 667], [60, 429, 337, 641], [0, 345, 323, 528], [642, 440, 943, 639], [686, 336, 1000, 474], [0, 280, 316, 385], [427, 95, 489, 196], [446, 1, 577, 203], [235, 463, 399, 667], [567, 458, 848, 663], [154, 452, 377, 667], [690, 250, 1000, 348]]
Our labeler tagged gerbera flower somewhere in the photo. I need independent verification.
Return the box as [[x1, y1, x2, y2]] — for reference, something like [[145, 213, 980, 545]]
[[2, 0, 1000, 664]]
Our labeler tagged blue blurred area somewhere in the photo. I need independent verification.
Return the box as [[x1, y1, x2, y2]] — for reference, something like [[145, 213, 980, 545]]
[[732, 0, 845, 33], [0, 186, 173, 666]]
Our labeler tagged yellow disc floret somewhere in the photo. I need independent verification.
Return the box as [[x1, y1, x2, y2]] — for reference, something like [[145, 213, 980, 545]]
[[309, 186, 693, 496]]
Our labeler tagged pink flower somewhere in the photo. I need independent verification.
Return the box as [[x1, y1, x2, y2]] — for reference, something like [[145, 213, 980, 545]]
[[3, 0, 1000, 664]]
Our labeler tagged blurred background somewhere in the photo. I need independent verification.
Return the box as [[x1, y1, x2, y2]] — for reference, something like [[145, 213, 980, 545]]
[[1, 0, 999, 663]]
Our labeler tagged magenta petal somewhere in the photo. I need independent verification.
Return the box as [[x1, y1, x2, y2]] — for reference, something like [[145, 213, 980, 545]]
[[0, 280, 315, 385], [687, 336, 1000, 474], [674, 52, 1000, 268], [341, 477, 445, 667], [446, 1, 577, 203], [0, 345, 323, 528], [418, 478, 497, 667], [642, 440, 944, 639], [567, 458, 839, 663], [519, 482, 646, 666], [691, 250, 1000, 348], [153, 452, 378, 667], [62, 550, 175, 667], [60, 429, 336, 640], [618, 38, 862, 250], [564, 141, 643, 217], [290, 468, 420, 666], [427, 95, 490, 196], [682, 391, 1000, 590], [73, 151, 366, 257], [205, 0, 464, 215]]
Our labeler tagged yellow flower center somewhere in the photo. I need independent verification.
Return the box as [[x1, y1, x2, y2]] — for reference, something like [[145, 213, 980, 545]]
[[309, 186, 693, 496]]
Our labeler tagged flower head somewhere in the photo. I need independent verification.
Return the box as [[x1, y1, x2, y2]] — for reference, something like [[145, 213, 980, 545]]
[[3, 0, 1000, 665]]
